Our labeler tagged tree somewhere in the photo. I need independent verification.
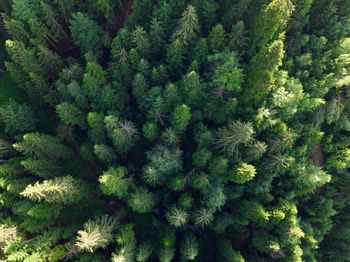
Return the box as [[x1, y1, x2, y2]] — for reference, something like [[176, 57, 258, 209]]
[[136, 242, 153, 262], [171, 104, 191, 133], [229, 21, 248, 54], [20, 158, 62, 178], [230, 163, 256, 184], [166, 39, 185, 77], [37, 45, 64, 77], [99, 167, 130, 198], [194, 208, 214, 228], [216, 121, 254, 155], [132, 73, 149, 108], [5, 40, 41, 75], [172, 5, 199, 46], [208, 24, 226, 51], [250, 0, 293, 54], [143, 145, 182, 184], [150, 19, 166, 56], [3, 15, 29, 42], [21, 176, 87, 204], [82, 62, 107, 102], [166, 206, 188, 227], [13, 133, 72, 160], [0, 225, 17, 249], [218, 240, 245, 262], [69, 12, 104, 53], [0, 100, 36, 134], [94, 144, 116, 163], [76, 215, 118, 252], [245, 39, 285, 104], [210, 52, 244, 93], [104, 116, 140, 153], [87, 112, 106, 143], [128, 187, 156, 214], [142, 122, 158, 141], [131, 26, 150, 57], [56, 102, 86, 129], [180, 235, 198, 261]]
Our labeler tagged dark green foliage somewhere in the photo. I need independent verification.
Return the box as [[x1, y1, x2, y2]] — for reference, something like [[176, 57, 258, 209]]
[[69, 12, 104, 53], [1, 0, 349, 261], [0, 100, 36, 134], [99, 167, 130, 198]]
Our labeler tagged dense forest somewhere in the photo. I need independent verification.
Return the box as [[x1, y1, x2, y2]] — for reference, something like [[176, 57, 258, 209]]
[[0, 0, 349, 261]]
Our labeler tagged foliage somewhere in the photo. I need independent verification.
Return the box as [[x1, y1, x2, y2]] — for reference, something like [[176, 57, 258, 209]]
[[1, 0, 349, 261]]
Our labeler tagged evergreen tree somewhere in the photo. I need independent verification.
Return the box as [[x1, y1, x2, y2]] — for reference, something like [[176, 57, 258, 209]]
[[56, 102, 86, 129], [172, 5, 199, 46], [13, 133, 73, 160], [76, 215, 119, 252], [69, 12, 104, 53], [128, 187, 156, 214], [99, 167, 130, 198], [250, 0, 294, 54], [0, 100, 36, 134], [171, 104, 191, 133], [245, 39, 285, 104], [21, 176, 87, 204]]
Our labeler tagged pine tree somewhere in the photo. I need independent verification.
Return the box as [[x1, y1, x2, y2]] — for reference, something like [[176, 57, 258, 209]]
[[20, 158, 63, 178], [104, 116, 140, 153], [194, 208, 214, 228], [3, 15, 29, 42], [230, 163, 256, 184], [76, 215, 119, 252], [166, 206, 188, 227], [87, 112, 106, 143], [166, 39, 185, 77], [94, 144, 116, 163], [128, 187, 156, 214], [250, 0, 293, 54], [171, 104, 191, 133], [69, 12, 104, 53], [131, 26, 150, 57], [208, 24, 226, 51], [5, 40, 41, 75], [136, 242, 153, 262], [56, 102, 86, 129], [99, 167, 130, 198], [245, 39, 285, 104], [0, 100, 37, 134], [218, 240, 245, 262], [180, 234, 199, 261], [216, 120, 254, 155], [150, 18, 166, 56], [20, 176, 87, 204], [173, 5, 200, 46], [82, 62, 107, 101]]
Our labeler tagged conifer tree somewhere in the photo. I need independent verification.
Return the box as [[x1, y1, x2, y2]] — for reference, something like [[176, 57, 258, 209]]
[[76, 215, 119, 252], [250, 0, 294, 54], [1, 0, 349, 261], [245, 39, 285, 104], [128, 187, 156, 214], [216, 120, 254, 155], [172, 5, 199, 46], [0, 100, 36, 134], [69, 12, 104, 53], [99, 167, 130, 198], [171, 104, 191, 133], [56, 102, 86, 129], [21, 176, 87, 204], [180, 234, 199, 261]]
